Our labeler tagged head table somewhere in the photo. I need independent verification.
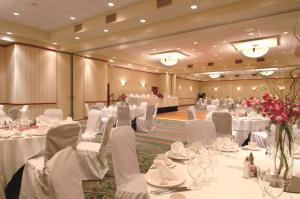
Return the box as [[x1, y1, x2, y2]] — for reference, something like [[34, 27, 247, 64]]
[[146, 148, 300, 199]]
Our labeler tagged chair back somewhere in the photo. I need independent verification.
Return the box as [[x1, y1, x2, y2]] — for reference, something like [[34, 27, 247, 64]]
[[139, 102, 148, 117], [0, 105, 5, 117], [96, 103, 105, 110], [186, 109, 195, 120], [212, 112, 232, 136], [9, 107, 20, 121], [145, 105, 155, 120], [117, 106, 130, 126], [44, 122, 81, 165], [189, 106, 197, 119], [90, 105, 100, 110], [84, 103, 90, 116], [186, 120, 216, 145], [110, 126, 140, 186], [153, 103, 159, 118], [85, 110, 101, 136], [44, 109, 63, 120], [99, 117, 114, 156]]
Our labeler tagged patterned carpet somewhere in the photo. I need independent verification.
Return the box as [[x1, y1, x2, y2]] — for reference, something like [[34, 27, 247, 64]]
[[82, 136, 171, 199]]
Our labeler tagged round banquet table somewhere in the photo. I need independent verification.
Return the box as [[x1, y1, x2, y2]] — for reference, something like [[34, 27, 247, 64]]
[[146, 149, 300, 199], [0, 136, 45, 199]]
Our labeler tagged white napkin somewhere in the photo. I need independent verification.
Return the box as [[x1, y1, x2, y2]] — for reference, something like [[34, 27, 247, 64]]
[[170, 142, 186, 157], [155, 160, 177, 181], [0, 129, 15, 138]]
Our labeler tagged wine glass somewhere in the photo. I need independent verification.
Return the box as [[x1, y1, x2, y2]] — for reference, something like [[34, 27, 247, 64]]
[[199, 149, 211, 185], [208, 148, 218, 182], [186, 159, 202, 190]]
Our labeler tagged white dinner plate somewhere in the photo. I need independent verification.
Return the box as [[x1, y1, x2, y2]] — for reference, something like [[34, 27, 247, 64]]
[[145, 170, 185, 188], [218, 147, 239, 152], [243, 145, 260, 151], [165, 151, 189, 160]]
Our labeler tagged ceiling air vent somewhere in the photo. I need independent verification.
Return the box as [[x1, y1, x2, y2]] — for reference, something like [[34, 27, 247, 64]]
[[235, 59, 243, 64], [187, 64, 193, 68], [157, 0, 172, 8], [207, 62, 214, 66], [235, 74, 240, 77], [220, 74, 225, 78], [106, 13, 117, 23], [74, 24, 83, 33], [256, 57, 265, 62], [252, 73, 258, 76]]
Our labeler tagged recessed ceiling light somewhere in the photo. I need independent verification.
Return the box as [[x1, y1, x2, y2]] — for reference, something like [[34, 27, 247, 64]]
[[13, 12, 20, 16], [108, 2, 114, 7], [112, 56, 117, 58], [6, 32, 13, 35], [248, 32, 254, 36], [128, 63, 132, 66], [213, 45, 217, 48], [283, 32, 288, 34], [140, 19, 146, 23], [192, 49, 195, 51], [155, 69, 159, 72], [153, 48, 156, 51], [193, 41, 198, 45], [75, 36, 80, 40], [52, 42, 57, 45], [214, 54, 218, 57], [109, 60, 114, 63], [222, 40, 227, 43], [103, 29, 109, 32], [143, 67, 146, 69], [70, 16, 76, 20], [177, 48, 181, 50], [282, 51, 286, 54], [190, 5, 198, 10]]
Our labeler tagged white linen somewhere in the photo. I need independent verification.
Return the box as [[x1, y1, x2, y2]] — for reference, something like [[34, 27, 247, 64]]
[[81, 110, 101, 141], [110, 126, 150, 199], [128, 96, 179, 108], [170, 142, 186, 157], [154, 160, 177, 181], [147, 149, 300, 199], [185, 120, 216, 145], [206, 104, 217, 112], [136, 105, 155, 133], [76, 117, 114, 180], [117, 106, 131, 126], [211, 99, 220, 106]]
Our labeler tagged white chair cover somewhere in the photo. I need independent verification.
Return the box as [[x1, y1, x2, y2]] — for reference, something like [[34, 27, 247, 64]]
[[185, 120, 216, 145], [186, 109, 195, 120], [20, 105, 29, 121], [84, 103, 90, 117], [77, 117, 114, 180], [8, 107, 20, 121], [251, 124, 275, 148], [139, 102, 148, 118], [20, 122, 82, 199], [117, 106, 131, 126], [0, 105, 5, 117], [43, 109, 63, 121], [189, 106, 197, 119], [81, 110, 101, 141], [90, 105, 100, 110], [96, 103, 105, 110], [206, 104, 217, 112], [153, 103, 159, 118], [212, 112, 233, 137], [136, 105, 155, 133], [110, 126, 150, 199]]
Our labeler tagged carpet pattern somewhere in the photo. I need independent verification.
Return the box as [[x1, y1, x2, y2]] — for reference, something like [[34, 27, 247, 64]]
[[82, 137, 170, 199]]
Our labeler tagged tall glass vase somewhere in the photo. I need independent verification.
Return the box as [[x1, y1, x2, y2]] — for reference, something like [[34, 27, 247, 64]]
[[274, 124, 294, 180]]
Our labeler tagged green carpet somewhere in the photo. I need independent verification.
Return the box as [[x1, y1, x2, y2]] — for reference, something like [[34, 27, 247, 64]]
[[82, 137, 170, 199]]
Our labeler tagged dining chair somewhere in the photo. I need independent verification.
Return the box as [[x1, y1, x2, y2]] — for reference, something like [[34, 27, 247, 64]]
[[19, 122, 83, 199], [117, 106, 131, 126], [43, 109, 64, 120], [186, 109, 195, 120], [84, 103, 90, 117], [76, 117, 114, 180], [185, 119, 216, 145], [136, 105, 155, 133], [96, 102, 105, 110], [8, 107, 20, 121], [81, 110, 101, 141], [110, 126, 150, 199], [189, 106, 197, 119], [212, 112, 233, 137]]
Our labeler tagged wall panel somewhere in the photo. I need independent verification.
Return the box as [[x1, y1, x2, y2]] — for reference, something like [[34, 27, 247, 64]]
[[0, 46, 6, 102]]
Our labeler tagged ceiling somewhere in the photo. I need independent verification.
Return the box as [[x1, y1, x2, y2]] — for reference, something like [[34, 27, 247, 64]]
[[0, 0, 142, 31]]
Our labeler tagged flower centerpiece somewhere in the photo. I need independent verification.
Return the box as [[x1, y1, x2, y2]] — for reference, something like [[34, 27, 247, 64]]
[[246, 69, 300, 180], [156, 92, 164, 99], [118, 93, 128, 105]]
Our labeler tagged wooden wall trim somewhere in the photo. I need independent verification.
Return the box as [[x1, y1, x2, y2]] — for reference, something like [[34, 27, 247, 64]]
[[176, 77, 200, 83], [198, 77, 300, 82], [0, 102, 56, 105], [84, 100, 107, 103], [75, 55, 108, 62], [111, 64, 164, 75], [179, 97, 196, 100]]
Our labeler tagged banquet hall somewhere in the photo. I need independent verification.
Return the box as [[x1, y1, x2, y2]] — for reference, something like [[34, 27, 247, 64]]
[[0, 0, 300, 198]]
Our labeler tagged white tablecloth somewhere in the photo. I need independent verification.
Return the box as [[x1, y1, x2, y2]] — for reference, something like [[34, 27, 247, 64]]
[[128, 97, 179, 108], [0, 136, 45, 198], [101, 106, 144, 120], [211, 99, 220, 106], [147, 149, 300, 199]]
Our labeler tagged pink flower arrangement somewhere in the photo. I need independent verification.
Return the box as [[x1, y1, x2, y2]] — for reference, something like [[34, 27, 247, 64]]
[[156, 93, 164, 99], [118, 93, 128, 104]]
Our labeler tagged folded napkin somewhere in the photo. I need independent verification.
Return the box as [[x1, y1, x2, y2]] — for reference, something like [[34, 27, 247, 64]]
[[170, 142, 186, 157], [22, 127, 47, 136], [157, 154, 172, 166], [0, 129, 15, 138], [155, 160, 177, 182]]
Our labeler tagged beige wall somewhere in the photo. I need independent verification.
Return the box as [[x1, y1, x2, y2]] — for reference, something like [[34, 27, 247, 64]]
[[0, 46, 7, 102], [176, 77, 201, 105]]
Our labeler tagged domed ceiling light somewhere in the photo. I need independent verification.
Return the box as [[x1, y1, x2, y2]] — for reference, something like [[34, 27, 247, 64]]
[[232, 36, 279, 58], [207, 72, 224, 79], [257, 67, 278, 76], [150, 50, 188, 66]]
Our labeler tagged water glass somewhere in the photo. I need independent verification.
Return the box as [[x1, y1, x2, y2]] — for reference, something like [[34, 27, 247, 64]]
[[186, 159, 202, 190]]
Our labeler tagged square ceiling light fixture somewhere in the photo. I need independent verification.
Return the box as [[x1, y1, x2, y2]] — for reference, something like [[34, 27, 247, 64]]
[[150, 50, 188, 66], [231, 36, 280, 58]]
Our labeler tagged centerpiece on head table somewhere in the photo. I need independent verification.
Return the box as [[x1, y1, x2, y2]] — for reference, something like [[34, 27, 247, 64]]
[[118, 93, 129, 106], [246, 68, 300, 181]]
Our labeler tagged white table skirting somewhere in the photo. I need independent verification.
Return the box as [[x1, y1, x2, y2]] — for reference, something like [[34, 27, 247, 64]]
[[128, 97, 179, 108]]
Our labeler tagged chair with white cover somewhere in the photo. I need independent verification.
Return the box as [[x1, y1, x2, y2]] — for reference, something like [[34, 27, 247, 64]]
[[212, 112, 234, 137], [96, 103, 105, 110], [76, 117, 114, 180], [91, 105, 100, 110], [20, 122, 84, 199], [186, 109, 195, 120], [110, 126, 150, 199], [136, 105, 155, 133], [189, 106, 197, 119], [81, 110, 101, 141], [139, 102, 148, 118], [20, 105, 29, 120], [84, 103, 90, 117], [8, 107, 20, 121], [0, 105, 5, 117], [185, 120, 216, 145], [153, 103, 159, 118], [251, 124, 275, 148], [43, 109, 64, 121], [117, 106, 131, 126]]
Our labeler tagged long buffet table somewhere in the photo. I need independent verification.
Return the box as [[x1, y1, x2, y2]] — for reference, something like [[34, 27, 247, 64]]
[[128, 96, 179, 113]]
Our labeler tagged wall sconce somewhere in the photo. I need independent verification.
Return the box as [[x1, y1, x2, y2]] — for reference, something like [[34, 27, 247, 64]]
[[278, 86, 285, 90], [189, 86, 193, 91], [120, 80, 126, 87], [252, 86, 257, 91], [140, 81, 146, 88], [236, 87, 241, 91], [178, 85, 182, 90], [214, 87, 218, 91]]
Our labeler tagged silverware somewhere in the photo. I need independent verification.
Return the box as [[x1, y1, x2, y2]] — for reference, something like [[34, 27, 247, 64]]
[[150, 187, 190, 196]]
